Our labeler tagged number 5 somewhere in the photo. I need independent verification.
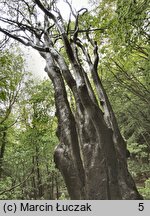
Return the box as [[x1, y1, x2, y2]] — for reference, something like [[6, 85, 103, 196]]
[[138, 203, 144, 211]]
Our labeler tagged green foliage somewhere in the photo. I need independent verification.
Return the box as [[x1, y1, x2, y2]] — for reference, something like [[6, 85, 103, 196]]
[[138, 178, 150, 200], [116, 0, 150, 45], [128, 161, 150, 199], [0, 49, 26, 128], [0, 50, 66, 200]]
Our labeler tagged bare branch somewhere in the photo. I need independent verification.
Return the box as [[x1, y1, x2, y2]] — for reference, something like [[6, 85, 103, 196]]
[[86, 29, 95, 47], [93, 41, 99, 71], [76, 40, 93, 66], [66, 12, 71, 36], [0, 27, 28, 46], [77, 8, 88, 15], [34, 0, 56, 21], [0, 170, 33, 196], [65, 0, 76, 18], [0, 27, 49, 52], [0, 35, 9, 49], [0, 16, 43, 39]]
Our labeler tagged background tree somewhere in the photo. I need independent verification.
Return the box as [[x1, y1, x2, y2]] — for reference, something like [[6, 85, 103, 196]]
[[0, 69, 65, 199], [0, 0, 146, 199], [0, 50, 24, 178]]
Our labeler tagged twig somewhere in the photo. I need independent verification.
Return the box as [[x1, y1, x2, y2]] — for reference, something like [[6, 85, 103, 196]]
[[0, 171, 33, 195]]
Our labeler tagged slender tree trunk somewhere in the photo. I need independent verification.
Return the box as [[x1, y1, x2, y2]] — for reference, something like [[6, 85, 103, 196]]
[[35, 146, 43, 198], [31, 156, 37, 200], [0, 130, 7, 178], [55, 174, 60, 200]]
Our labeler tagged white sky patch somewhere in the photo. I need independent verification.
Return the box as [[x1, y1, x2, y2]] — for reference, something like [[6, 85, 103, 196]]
[[58, 0, 90, 19], [24, 0, 90, 79], [24, 47, 47, 80]]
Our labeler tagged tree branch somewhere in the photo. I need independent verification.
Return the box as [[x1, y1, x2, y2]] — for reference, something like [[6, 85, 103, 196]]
[[0, 27, 49, 52], [0, 171, 33, 196], [34, 0, 56, 22], [93, 41, 99, 71]]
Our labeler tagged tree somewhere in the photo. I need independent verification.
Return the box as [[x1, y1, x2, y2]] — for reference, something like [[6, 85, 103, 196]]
[[0, 50, 24, 178], [0, 77, 65, 200], [17, 79, 61, 199], [0, 0, 143, 199]]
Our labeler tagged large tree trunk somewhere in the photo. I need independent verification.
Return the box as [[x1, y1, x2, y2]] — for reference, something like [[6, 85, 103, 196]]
[[35, 6, 142, 199], [51, 61, 142, 199], [40, 44, 142, 199]]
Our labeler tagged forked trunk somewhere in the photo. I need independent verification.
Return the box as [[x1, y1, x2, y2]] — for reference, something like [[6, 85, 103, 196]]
[[43, 52, 142, 199]]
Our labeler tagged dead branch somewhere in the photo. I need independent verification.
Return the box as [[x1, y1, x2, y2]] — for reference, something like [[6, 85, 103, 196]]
[[0, 171, 33, 196]]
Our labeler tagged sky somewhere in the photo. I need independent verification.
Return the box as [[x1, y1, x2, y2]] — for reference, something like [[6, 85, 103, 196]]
[[24, 0, 90, 80]]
